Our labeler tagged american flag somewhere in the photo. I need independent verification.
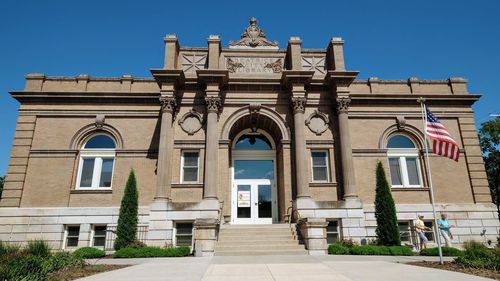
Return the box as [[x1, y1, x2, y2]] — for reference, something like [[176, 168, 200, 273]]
[[425, 107, 460, 161]]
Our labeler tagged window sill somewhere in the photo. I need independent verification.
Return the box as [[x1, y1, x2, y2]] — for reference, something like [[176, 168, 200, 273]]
[[172, 183, 204, 188], [391, 187, 428, 191], [309, 182, 337, 188], [71, 189, 113, 194]]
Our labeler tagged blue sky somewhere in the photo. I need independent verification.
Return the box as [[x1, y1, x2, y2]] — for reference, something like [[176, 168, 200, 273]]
[[0, 0, 499, 175]]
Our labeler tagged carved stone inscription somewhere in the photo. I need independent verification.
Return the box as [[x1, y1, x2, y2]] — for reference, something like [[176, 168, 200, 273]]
[[226, 57, 283, 73]]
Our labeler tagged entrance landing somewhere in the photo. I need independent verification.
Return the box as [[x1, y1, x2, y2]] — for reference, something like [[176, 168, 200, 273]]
[[215, 224, 307, 256]]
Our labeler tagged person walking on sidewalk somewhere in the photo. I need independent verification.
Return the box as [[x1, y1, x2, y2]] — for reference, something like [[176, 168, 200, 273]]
[[415, 215, 432, 250], [438, 213, 454, 247]]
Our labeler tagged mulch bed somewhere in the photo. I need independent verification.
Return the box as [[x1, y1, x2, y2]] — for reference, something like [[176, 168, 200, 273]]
[[408, 261, 500, 280], [48, 264, 129, 281]]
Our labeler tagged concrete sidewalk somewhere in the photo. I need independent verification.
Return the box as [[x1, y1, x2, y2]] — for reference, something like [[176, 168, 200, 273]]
[[78, 255, 493, 281]]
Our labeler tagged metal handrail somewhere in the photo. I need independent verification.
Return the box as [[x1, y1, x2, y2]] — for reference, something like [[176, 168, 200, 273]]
[[285, 200, 301, 226]]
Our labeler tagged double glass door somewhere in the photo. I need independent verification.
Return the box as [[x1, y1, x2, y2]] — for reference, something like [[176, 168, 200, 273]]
[[233, 179, 274, 224]]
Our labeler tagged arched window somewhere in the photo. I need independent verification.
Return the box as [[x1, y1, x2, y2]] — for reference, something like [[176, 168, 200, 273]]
[[234, 134, 273, 150], [387, 135, 422, 187], [76, 134, 116, 189]]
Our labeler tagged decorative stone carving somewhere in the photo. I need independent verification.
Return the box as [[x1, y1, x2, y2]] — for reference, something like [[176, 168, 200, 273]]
[[306, 110, 330, 135], [205, 96, 221, 113], [396, 116, 406, 130], [229, 18, 278, 49], [291, 97, 307, 114], [160, 96, 177, 113], [264, 59, 283, 73], [226, 58, 244, 73], [302, 56, 326, 74], [335, 97, 351, 113], [225, 57, 284, 73], [249, 103, 261, 132], [95, 114, 105, 128], [179, 110, 204, 135], [181, 53, 207, 72]]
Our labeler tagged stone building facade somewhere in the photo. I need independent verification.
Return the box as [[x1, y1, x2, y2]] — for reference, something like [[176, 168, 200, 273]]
[[1, 19, 498, 256]]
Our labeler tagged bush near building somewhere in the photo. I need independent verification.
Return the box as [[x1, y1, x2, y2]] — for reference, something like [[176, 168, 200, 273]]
[[374, 162, 401, 246], [73, 247, 106, 259], [327, 241, 413, 256], [114, 170, 139, 251], [113, 246, 190, 258], [455, 241, 500, 271], [0, 240, 84, 281], [420, 247, 463, 257]]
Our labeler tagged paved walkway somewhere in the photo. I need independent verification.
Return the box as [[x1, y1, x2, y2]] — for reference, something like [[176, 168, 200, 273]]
[[78, 255, 493, 281]]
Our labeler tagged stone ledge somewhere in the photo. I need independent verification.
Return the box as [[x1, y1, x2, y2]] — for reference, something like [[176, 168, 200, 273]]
[[70, 189, 113, 194]]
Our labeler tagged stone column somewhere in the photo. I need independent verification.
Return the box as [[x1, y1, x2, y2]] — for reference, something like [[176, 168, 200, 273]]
[[336, 97, 358, 200], [291, 96, 309, 198], [193, 218, 218, 257], [204, 94, 221, 200], [297, 217, 328, 255], [155, 95, 176, 200]]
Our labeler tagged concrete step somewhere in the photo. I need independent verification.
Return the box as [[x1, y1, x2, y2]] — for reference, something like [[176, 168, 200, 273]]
[[215, 244, 305, 251], [215, 249, 308, 256], [216, 240, 300, 247], [220, 224, 293, 229], [219, 229, 293, 235], [218, 234, 295, 241]]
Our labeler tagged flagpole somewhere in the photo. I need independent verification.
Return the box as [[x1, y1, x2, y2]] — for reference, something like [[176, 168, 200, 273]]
[[417, 97, 444, 265]]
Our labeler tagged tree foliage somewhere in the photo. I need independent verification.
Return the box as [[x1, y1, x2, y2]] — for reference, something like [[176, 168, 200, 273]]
[[478, 117, 500, 216], [114, 170, 139, 250], [374, 161, 401, 246], [0, 176, 4, 199]]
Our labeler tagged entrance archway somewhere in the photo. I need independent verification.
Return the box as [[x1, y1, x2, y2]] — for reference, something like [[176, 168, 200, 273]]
[[231, 129, 277, 224]]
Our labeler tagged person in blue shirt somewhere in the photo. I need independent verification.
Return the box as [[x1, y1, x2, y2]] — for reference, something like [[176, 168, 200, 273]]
[[438, 213, 454, 247]]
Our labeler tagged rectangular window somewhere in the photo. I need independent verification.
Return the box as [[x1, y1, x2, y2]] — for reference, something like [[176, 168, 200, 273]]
[[398, 221, 412, 244], [65, 226, 80, 248], [311, 151, 329, 182], [388, 157, 402, 186], [326, 220, 340, 244], [80, 159, 95, 187], [78, 156, 115, 189], [175, 222, 194, 247], [405, 157, 420, 186], [181, 152, 199, 183], [92, 225, 107, 247]]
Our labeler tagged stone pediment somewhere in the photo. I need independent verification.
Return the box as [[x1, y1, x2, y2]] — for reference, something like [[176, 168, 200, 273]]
[[229, 18, 279, 49]]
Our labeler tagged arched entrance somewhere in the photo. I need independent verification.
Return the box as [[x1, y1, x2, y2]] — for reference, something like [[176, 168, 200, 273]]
[[231, 129, 277, 224]]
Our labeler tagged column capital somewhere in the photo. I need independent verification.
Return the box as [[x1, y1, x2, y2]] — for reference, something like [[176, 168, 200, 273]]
[[160, 96, 177, 113], [291, 96, 307, 114], [205, 96, 222, 114], [336, 97, 351, 114]]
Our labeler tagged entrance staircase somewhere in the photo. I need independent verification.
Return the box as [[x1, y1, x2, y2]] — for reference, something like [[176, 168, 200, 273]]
[[214, 224, 307, 256]]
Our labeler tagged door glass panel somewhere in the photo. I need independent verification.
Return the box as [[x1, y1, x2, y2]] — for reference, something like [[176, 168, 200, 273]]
[[234, 160, 274, 180], [237, 185, 251, 218], [257, 184, 272, 218]]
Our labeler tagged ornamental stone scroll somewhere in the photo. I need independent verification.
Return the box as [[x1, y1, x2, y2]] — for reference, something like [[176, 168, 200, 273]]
[[306, 110, 330, 136], [178, 110, 204, 135]]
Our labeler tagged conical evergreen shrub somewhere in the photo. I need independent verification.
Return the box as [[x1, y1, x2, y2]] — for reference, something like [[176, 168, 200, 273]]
[[114, 169, 139, 250], [374, 161, 401, 246]]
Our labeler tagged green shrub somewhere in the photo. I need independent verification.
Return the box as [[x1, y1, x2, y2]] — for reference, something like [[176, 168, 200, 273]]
[[420, 246, 463, 256], [73, 247, 106, 259], [0, 254, 46, 281], [113, 246, 190, 258], [26, 239, 51, 257], [350, 245, 392, 255], [388, 246, 414, 256], [455, 241, 499, 271], [328, 243, 350, 255], [374, 162, 400, 246], [44, 251, 84, 273], [114, 170, 139, 251], [0, 241, 21, 256]]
